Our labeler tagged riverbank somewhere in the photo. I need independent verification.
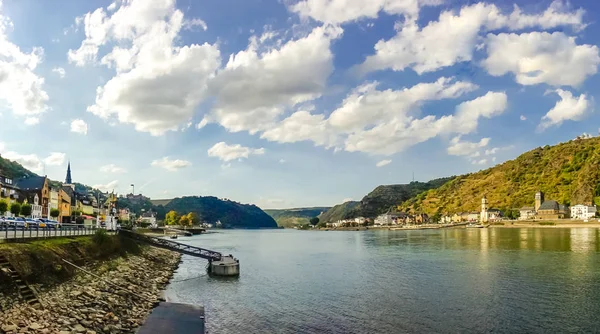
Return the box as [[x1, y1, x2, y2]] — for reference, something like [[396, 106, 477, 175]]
[[0, 236, 181, 333]]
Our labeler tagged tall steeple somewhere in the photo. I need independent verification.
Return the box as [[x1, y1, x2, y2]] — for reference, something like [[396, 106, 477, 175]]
[[65, 161, 72, 184]]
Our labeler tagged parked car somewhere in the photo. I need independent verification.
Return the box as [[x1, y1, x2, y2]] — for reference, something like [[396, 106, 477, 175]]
[[26, 218, 44, 228], [0, 216, 8, 227], [9, 217, 28, 229], [37, 218, 60, 229]]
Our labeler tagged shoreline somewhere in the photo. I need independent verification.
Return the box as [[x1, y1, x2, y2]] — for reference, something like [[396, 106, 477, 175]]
[[314, 222, 600, 231], [0, 246, 182, 333]]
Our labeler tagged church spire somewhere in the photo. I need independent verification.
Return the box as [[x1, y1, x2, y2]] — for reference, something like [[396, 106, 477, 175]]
[[65, 161, 72, 184]]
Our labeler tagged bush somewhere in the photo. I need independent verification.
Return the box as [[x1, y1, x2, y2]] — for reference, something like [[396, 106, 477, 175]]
[[10, 203, 21, 216], [20, 203, 32, 217], [92, 229, 110, 246], [538, 222, 555, 226], [0, 200, 8, 214]]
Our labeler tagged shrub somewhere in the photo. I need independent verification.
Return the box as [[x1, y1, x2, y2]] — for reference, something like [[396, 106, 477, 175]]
[[92, 229, 110, 246], [538, 222, 555, 226]]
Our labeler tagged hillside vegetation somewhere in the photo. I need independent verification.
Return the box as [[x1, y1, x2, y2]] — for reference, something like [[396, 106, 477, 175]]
[[320, 178, 454, 223], [0, 156, 277, 229], [264, 207, 330, 228], [402, 137, 600, 215]]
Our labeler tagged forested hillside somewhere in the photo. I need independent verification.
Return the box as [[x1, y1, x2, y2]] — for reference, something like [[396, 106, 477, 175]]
[[402, 137, 600, 215]]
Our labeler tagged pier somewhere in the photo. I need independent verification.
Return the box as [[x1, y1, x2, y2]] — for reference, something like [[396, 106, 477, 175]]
[[119, 229, 240, 276]]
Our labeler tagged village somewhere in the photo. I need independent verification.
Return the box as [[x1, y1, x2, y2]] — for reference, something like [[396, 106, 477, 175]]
[[0, 163, 149, 227], [325, 192, 598, 228]]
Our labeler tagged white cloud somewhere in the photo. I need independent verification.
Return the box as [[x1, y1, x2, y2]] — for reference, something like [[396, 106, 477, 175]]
[[1, 149, 68, 173], [207, 142, 265, 162], [183, 18, 207, 31], [52, 67, 66, 78], [93, 180, 119, 192], [520, 115, 527, 121], [70, 0, 221, 135], [100, 164, 127, 173], [70, 119, 88, 135], [376, 159, 392, 167], [0, 7, 49, 117], [483, 32, 600, 87], [2, 151, 43, 172], [204, 25, 342, 134], [484, 148, 498, 155], [328, 77, 477, 132], [539, 89, 593, 130], [447, 136, 490, 156], [43, 152, 66, 166], [472, 158, 488, 165], [289, 0, 442, 24], [358, 1, 585, 75], [343, 91, 507, 155], [279, 159, 286, 163], [261, 110, 339, 147], [24, 117, 40, 126], [151, 157, 192, 171]]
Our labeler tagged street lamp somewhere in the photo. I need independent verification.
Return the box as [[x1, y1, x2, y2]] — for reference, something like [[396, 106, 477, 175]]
[[130, 184, 134, 195]]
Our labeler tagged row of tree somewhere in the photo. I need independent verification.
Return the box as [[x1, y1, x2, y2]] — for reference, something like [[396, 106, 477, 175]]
[[0, 200, 62, 219], [164, 210, 200, 227]]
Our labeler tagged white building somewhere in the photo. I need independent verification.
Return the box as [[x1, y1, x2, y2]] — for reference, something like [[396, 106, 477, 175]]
[[519, 207, 535, 220], [375, 214, 392, 225], [570, 205, 597, 220], [30, 194, 43, 219]]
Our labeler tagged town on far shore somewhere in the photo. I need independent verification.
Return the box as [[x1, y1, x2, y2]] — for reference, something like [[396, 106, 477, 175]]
[[324, 191, 598, 229]]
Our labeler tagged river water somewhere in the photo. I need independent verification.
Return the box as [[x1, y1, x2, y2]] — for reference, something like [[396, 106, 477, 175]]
[[164, 228, 600, 333]]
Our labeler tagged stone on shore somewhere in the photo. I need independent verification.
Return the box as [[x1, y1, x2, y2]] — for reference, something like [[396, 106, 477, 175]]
[[0, 247, 181, 334]]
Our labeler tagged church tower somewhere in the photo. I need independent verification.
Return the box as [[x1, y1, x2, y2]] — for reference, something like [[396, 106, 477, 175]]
[[65, 162, 72, 184], [480, 195, 489, 223], [534, 191, 544, 212]]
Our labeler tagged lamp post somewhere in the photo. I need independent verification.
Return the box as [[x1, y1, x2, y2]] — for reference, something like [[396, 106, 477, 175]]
[[130, 184, 134, 196]]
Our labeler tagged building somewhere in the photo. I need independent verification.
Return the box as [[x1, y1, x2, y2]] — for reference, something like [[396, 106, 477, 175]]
[[487, 209, 503, 221], [570, 204, 597, 220], [58, 188, 72, 223], [467, 212, 480, 222], [15, 175, 49, 218], [519, 191, 569, 220], [0, 173, 21, 210], [23, 194, 43, 218], [375, 213, 393, 225], [519, 207, 535, 220], [480, 196, 489, 223], [139, 211, 157, 227]]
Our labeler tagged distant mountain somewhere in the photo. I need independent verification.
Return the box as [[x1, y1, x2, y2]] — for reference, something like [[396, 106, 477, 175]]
[[0, 155, 37, 179], [156, 196, 277, 229], [403, 137, 600, 215], [319, 201, 361, 223], [320, 178, 454, 223], [264, 207, 330, 227]]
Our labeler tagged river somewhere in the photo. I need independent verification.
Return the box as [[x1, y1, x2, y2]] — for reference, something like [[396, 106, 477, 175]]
[[164, 228, 600, 333]]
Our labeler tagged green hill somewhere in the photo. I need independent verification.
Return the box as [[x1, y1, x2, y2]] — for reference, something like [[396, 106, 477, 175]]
[[0, 156, 277, 229], [319, 201, 361, 223], [402, 137, 600, 215], [158, 196, 277, 228], [264, 207, 330, 227], [319, 178, 454, 223]]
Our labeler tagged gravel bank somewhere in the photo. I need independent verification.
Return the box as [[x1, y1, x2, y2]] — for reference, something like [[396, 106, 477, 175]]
[[0, 247, 181, 334]]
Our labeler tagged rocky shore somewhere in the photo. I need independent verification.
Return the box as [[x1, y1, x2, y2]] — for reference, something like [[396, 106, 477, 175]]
[[0, 247, 181, 334]]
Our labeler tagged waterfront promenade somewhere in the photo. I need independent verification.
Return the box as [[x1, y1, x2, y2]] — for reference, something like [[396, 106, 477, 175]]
[[0, 225, 104, 242]]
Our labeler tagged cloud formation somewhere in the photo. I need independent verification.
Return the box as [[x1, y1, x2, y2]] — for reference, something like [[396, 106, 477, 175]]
[[207, 142, 265, 162]]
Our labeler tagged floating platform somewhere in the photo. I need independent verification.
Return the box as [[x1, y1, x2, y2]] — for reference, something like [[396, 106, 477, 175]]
[[209, 255, 240, 276], [138, 302, 205, 334]]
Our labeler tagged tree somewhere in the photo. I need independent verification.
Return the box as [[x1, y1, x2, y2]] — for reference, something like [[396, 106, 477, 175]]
[[187, 212, 200, 226], [0, 200, 7, 215], [309, 217, 320, 226], [50, 208, 60, 219], [10, 203, 21, 216], [165, 210, 179, 225], [179, 215, 192, 227], [20, 204, 32, 217]]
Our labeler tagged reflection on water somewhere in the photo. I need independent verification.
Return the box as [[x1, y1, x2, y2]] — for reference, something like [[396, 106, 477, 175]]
[[166, 228, 600, 334]]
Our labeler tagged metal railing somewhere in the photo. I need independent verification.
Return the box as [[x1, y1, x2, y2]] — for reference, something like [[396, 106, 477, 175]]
[[119, 229, 222, 261], [0, 223, 108, 241]]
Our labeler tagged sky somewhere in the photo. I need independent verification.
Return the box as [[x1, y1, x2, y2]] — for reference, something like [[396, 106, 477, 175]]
[[0, 0, 599, 209]]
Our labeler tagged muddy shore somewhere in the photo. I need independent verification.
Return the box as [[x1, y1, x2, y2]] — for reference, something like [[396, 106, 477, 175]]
[[0, 247, 181, 334]]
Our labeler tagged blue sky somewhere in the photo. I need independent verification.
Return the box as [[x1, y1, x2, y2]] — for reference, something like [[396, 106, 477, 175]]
[[0, 0, 598, 209]]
